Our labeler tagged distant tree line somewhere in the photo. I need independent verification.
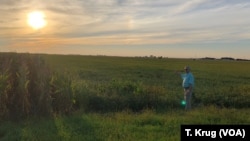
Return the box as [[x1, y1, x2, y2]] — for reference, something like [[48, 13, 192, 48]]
[[201, 57, 249, 61]]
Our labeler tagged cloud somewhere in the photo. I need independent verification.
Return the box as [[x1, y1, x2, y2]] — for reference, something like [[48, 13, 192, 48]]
[[1, 0, 250, 58], [170, 0, 208, 15]]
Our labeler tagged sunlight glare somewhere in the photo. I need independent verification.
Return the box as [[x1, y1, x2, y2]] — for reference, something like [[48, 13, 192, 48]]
[[27, 11, 47, 30]]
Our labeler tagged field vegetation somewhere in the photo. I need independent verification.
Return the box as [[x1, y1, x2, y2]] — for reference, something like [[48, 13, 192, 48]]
[[0, 52, 249, 141]]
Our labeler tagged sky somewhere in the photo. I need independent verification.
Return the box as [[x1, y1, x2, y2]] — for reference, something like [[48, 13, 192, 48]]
[[0, 0, 250, 59]]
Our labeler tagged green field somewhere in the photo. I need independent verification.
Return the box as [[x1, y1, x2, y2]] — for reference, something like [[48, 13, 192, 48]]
[[0, 53, 250, 141]]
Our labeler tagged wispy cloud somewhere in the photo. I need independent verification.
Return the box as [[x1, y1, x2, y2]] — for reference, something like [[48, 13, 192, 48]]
[[1, 0, 250, 58]]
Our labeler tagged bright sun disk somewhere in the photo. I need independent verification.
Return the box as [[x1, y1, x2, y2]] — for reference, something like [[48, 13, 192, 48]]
[[27, 11, 47, 30]]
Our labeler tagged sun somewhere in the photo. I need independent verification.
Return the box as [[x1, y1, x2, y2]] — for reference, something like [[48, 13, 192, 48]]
[[27, 11, 47, 30]]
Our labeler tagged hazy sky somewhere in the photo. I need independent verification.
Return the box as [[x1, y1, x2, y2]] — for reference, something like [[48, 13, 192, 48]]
[[1, 0, 250, 59]]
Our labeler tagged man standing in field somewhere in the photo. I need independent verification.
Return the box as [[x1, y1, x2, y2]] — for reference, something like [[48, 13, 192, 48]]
[[177, 66, 194, 110]]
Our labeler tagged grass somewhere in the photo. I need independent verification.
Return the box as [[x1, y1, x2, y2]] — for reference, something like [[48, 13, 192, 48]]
[[1, 107, 249, 141], [0, 53, 250, 140]]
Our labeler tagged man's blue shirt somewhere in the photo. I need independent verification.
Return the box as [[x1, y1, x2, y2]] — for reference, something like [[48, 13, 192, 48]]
[[181, 72, 194, 88]]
